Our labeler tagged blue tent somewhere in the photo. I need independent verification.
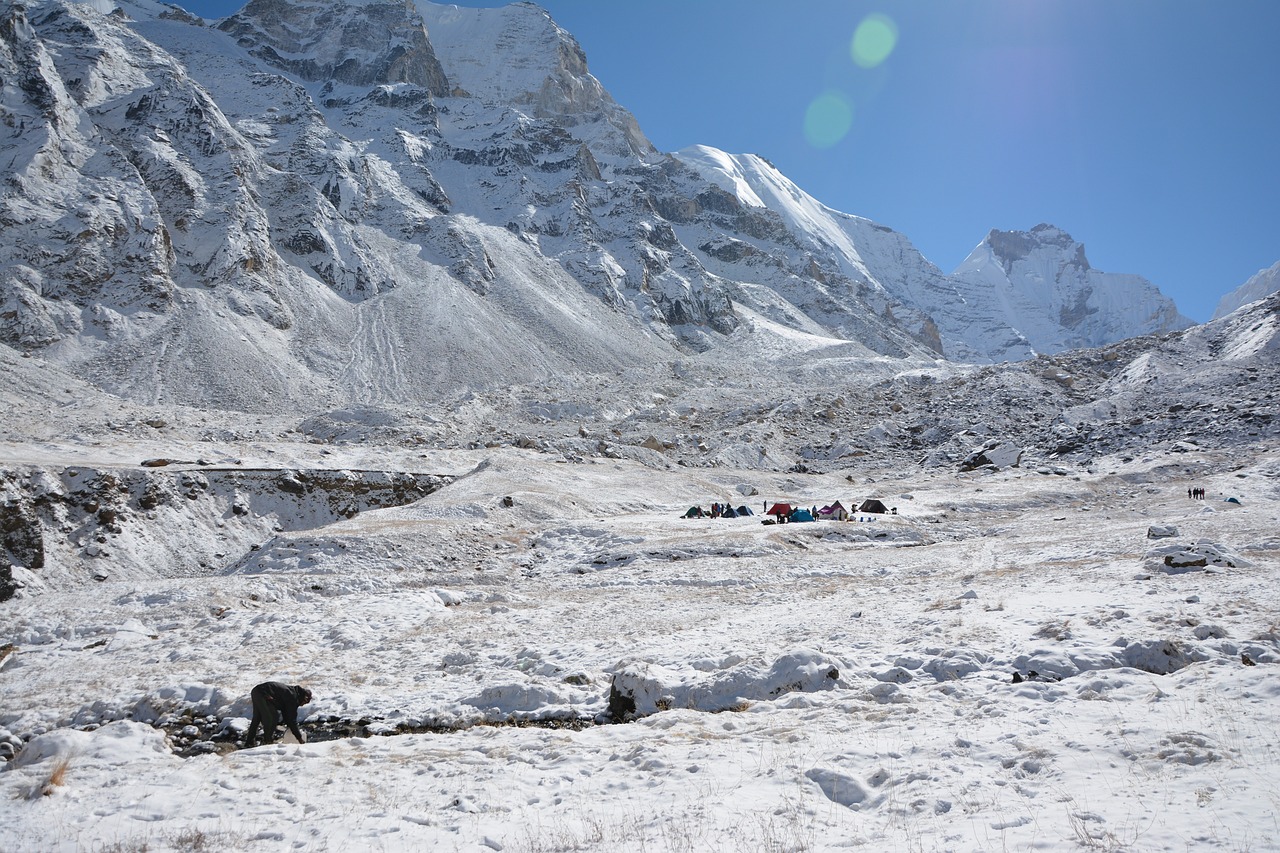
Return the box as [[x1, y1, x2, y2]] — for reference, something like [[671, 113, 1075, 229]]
[[735, 505, 754, 516], [789, 508, 815, 523]]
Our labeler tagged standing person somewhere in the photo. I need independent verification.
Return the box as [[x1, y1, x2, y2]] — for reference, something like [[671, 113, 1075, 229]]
[[1188, 487, 1193, 499], [244, 682, 313, 747]]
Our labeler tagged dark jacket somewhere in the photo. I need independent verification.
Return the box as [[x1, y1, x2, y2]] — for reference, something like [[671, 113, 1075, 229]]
[[246, 681, 311, 746]]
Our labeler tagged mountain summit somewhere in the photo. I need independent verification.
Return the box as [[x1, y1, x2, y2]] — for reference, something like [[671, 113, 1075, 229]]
[[0, 0, 1196, 412], [949, 224, 1192, 358]]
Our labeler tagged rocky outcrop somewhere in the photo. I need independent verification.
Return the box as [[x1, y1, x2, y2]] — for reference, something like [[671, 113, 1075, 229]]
[[219, 0, 450, 95], [0, 465, 451, 598]]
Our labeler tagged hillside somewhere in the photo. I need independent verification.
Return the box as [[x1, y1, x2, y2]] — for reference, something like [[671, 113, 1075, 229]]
[[1, 0, 1198, 417]]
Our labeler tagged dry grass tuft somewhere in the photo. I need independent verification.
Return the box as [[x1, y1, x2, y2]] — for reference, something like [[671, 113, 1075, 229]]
[[1034, 619, 1073, 641], [42, 756, 72, 796]]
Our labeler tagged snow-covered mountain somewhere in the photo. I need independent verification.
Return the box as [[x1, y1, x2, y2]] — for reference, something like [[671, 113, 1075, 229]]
[[1213, 260, 1280, 319], [1, 0, 1197, 414], [947, 224, 1193, 360]]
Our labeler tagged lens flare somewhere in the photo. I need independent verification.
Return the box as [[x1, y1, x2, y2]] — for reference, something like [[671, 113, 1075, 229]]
[[803, 91, 854, 149], [851, 13, 898, 68]]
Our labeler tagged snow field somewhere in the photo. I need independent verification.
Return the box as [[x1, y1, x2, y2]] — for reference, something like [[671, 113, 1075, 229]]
[[3, 448, 1279, 850]]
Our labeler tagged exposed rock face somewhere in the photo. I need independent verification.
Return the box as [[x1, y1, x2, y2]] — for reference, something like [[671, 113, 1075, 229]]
[[219, 0, 449, 95], [0, 464, 451, 598], [419, 2, 650, 155]]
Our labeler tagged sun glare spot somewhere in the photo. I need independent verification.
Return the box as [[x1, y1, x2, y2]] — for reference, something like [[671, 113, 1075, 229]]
[[851, 13, 898, 68], [803, 92, 853, 149]]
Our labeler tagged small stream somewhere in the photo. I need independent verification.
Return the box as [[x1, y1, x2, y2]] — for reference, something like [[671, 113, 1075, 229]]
[[162, 714, 601, 758]]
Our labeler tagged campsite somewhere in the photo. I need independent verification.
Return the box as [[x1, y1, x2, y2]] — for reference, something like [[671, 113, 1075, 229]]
[[684, 498, 895, 524]]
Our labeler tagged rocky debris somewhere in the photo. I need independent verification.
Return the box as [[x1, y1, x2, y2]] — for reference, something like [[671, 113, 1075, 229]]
[[1147, 525, 1179, 539], [960, 440, 1023, 471], [1, 498, 44, 578], [156, 712, 598, 758]]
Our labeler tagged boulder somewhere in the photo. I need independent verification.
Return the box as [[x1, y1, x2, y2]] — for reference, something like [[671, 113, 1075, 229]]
[[960, 440, 1022, 471], [1145, 542, 1247, 573], [608, 649, 844, 720]]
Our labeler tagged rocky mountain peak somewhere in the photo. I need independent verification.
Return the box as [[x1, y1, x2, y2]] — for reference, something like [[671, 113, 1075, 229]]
[[418, 1, 652, 156], [219, 0, 449, 94], [951, 224, 1190, 357], [983, 224, 1089, 275]]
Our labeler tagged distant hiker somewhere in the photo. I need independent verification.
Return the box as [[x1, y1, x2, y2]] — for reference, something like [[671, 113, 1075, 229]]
[[244, 682, 313, 748], [1188, 488, 1193, 499]]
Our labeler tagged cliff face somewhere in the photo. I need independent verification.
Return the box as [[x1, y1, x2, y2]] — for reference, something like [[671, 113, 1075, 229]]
[[219, 0, 450, 94]]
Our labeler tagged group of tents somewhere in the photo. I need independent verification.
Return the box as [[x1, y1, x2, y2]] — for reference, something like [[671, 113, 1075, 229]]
[[763, 499, 890, 524], [681, 498, 893, 523], [682, 503, 755, 519]]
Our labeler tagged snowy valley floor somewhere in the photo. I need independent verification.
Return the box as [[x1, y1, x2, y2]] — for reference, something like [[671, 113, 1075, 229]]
[[2, 446, 1280, 851]]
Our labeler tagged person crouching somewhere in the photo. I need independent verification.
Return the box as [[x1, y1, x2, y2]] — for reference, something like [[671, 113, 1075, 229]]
[[244, 682, 313, 748]]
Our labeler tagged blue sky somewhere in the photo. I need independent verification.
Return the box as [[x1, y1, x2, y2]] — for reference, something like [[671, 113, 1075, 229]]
[[181, 0, 1280, 321]]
